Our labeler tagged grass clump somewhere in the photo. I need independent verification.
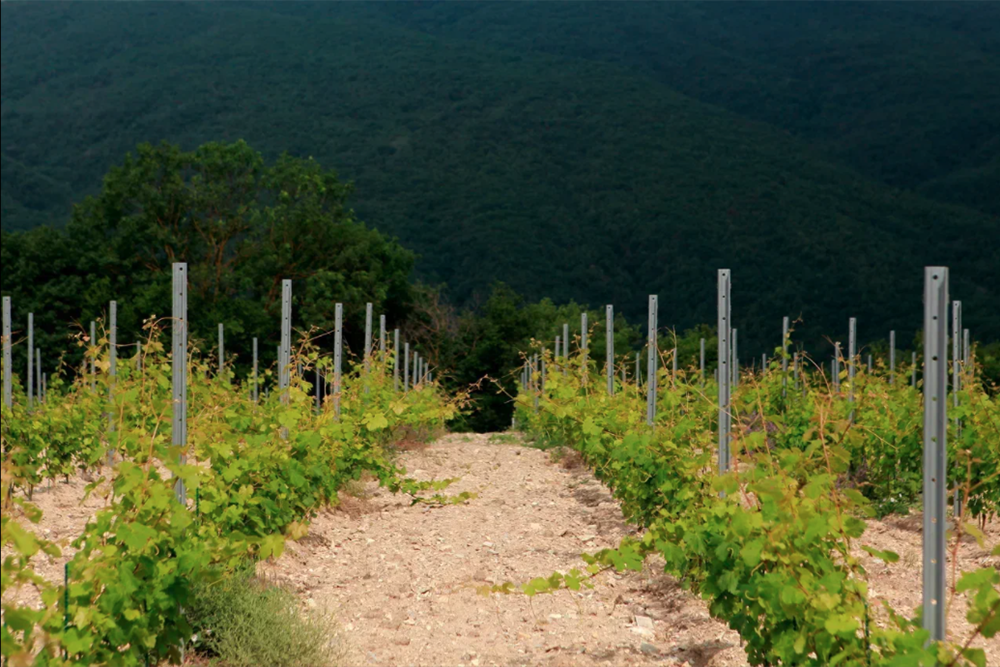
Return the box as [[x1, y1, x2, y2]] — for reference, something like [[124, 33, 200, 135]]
[[187, 563, 340, 667]]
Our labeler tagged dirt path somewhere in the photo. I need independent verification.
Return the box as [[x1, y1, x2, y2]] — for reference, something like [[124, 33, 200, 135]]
[[261, 433, 748, 667]]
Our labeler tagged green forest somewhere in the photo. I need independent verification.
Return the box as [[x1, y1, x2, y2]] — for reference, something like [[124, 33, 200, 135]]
[[2, 2, 998, 428]]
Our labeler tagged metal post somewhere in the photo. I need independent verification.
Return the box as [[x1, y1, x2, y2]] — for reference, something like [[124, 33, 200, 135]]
[[334, 303, 343, 421], [108, 301, 117, 465], [952, 301, 962, 516], [889, 330, 896, 385], [316, 364, 322, 413], [700, 337, 706, 388], [218, 323, 225, 376], [394, 329, 400, 391], [172, 263, 188, 505], [646, 295, 657, 426], [762, 353, 767, 373], [793, 352, 800, 390], [606, 305, 614, 396], [136, 342, 142, 373], [782, 316, 790, 397], [962, 329, 970, 367], [2, 297, 10, 410], [581, 312, 588, 380], [562, 323, 569, 362], [952, 302, 961, 409], [280, 280, 292, 403], [718, 270, 732, 473], [252, 338, 259, 403], [922, 267, 948, 645], [380, 315, 387, 366], [672, 347, 678, 385], [27, 313, 34, 410], [848, 318, 857, 411], [90, 321, 97, 393], [364, 302, 373, 373], [555, 336, 561, 362], [404, 342, 410, 391], [868, 355, 873, 373], [833, 343, 841, 392]]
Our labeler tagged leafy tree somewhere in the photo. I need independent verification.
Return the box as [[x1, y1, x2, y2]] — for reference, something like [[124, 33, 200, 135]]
[[1, 141, 416, 375]]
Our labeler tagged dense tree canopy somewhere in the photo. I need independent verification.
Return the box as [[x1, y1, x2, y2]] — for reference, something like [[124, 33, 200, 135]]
[[1, 141, 416, 375]]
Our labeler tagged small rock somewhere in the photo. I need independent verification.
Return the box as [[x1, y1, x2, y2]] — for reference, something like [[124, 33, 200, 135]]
[[394, 637, 411, 647], [640, 643, 660, 656], [578, 535, 597, 543]]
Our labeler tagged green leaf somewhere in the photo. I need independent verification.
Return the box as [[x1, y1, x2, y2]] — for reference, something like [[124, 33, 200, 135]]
[[824, 614, 859, 635], [861, 545, 900, 563]]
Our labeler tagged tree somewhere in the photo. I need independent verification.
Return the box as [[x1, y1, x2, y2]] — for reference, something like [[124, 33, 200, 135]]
[[1, 141, 416, 374]]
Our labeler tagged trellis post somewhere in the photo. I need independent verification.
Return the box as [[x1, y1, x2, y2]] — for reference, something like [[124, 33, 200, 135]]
[[108, 301, 117, 465], [581, 312, 588, 381], [252, 338, 259, 403], [606, 305, 614, 396], [28, 313, 34, 411], [782, 316, 790, 396], [334, 303, 343, 420], [394, 329, 401, 391], [646, 295, 658, 426], [172, 264, 188, 504], [2, 297, 11, 410], [922, 267, 948, 645], [718, 270, 732, 473], [889, 330, 896, 385], [380, 315, 387, 366], [218, 324, 225, 377], [404, 342, 410, 391]]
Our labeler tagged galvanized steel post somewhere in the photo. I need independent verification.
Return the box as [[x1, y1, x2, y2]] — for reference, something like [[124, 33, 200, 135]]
[[717, 270, 732, 473], [27, 313, 34, 411], [108, 301, 117, 465], [2, 297, 10, 410], [394, 329, 401, 391], [606, 305, 614, 396], [252, 338, 259, 403], [218, 323, 225, 376], [646, 295, 658, 426], [172, 264, 188, 504], [782, 316, 790, 396], [334, 303, 343, 420], [922, 267, 948, 645], [889, 330, 896, 385]]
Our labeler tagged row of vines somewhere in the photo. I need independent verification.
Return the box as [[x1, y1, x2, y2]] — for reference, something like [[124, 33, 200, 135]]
[[512, 345, 999, 666], [1, 323, 459, 666]]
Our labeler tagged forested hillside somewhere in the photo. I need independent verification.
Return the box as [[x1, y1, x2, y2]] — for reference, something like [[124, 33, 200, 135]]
[[1, 2, 997, 355]]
